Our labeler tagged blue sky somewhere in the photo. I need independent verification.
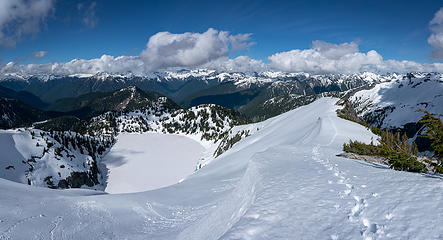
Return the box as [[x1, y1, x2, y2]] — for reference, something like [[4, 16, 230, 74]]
[[0, 0, 442, 74], [0, 0, 441, 63]]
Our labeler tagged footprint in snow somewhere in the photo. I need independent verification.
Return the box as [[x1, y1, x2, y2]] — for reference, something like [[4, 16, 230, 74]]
[[350, 196, 365, 218], [385, 213, 393, 220], [363, 218, 378, 234]]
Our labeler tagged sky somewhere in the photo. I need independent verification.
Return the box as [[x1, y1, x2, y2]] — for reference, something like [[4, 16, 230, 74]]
[[0, 0, 442, 74]]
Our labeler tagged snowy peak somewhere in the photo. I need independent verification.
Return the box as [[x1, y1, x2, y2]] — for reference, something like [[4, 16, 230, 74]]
[[0, 69, 423, 84]]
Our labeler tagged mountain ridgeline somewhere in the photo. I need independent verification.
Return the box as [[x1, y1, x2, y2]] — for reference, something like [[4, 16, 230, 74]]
[[0, 70, 381, 121], [34, 86, 246, 139]]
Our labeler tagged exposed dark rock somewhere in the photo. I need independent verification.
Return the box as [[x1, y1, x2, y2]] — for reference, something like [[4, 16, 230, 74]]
[[57, 172, 97, 189]]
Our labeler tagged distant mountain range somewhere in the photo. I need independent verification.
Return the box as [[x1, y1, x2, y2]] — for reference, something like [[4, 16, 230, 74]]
[[1, 70, 441, 127], [0, 70, 387, 120]]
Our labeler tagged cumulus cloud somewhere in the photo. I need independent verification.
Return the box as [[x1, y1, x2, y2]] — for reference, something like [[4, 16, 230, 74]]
[[0, 55, 145, 76], [77, 1, 98, 28], [1, 51, 442, 77], [1, 37, 442, 76], [268, 41, 383, 74], [0, 0, 53, 47], [428, 7, 443, 59], [140, 28, 254, 71], [32, 51, 48, 59], [268, 40, 443, 74]]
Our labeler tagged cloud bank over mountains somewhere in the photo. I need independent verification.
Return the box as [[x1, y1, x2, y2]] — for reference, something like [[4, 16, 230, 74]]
[[268, 41, 383, 74], [2, 35, 441, 76], [2, 39, 442, 76], [0, 55, 145, 76], [268, 40, 443, 74], [2, 5, 443, 77]]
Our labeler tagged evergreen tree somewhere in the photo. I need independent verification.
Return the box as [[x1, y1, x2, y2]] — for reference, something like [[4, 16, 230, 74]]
[[419, 110, 443, 163]]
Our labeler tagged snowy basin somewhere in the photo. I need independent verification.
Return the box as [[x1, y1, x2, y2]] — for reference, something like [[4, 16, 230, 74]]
[[103, 132, 204, 194]]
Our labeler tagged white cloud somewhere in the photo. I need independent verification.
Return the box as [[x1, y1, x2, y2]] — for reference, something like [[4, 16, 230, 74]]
[[0, 55, 145, 76], [140, 28, 254, 71], [428, 7, 443, 59], [378, 60, 443, 73], [78, 1, 98, 28], [1, 51, 442, 78], [202, 56, 267, 72], [1, 36, 442, 77], [32, 51, 48, 59], [268, 40, 443, 74], [268, 41, 383, 74], [0, 0, 53, 47]]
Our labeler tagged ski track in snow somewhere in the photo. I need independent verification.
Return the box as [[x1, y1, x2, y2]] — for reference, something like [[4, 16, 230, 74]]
[[0, 214, 45, 240], [49, 216, 63, 240]]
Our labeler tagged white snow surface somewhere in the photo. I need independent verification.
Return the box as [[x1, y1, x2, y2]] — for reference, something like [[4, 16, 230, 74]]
[[0, 130, 32, 184], [103, 133, 205, 194], [0, 97, 442, 239], [350, 72, 443, 128]]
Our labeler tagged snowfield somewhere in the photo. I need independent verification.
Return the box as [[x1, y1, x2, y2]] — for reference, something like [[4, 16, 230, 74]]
[[0, 97, 442, 239], [103, 133, 205, 194]]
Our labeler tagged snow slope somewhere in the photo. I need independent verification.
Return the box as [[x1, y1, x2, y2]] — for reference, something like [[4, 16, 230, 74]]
[[0, 130, 32, 184], [349, 72, 443, 128], [0, 129, 111, 189], [103, 133, 205, 194], [0, 97, 442, 239]]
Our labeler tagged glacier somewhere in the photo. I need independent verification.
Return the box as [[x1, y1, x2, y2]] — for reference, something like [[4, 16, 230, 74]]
[[0, 97, 442, 239]]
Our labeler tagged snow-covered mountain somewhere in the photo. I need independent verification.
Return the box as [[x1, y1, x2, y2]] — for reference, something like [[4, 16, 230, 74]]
[[0, 69, 381, 83], [0, 87, 246, 189], [0, 70, 386, 121], [349, 72, 443, 128], [0, 98, 442, 239], [0, 128, 113, 189]]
